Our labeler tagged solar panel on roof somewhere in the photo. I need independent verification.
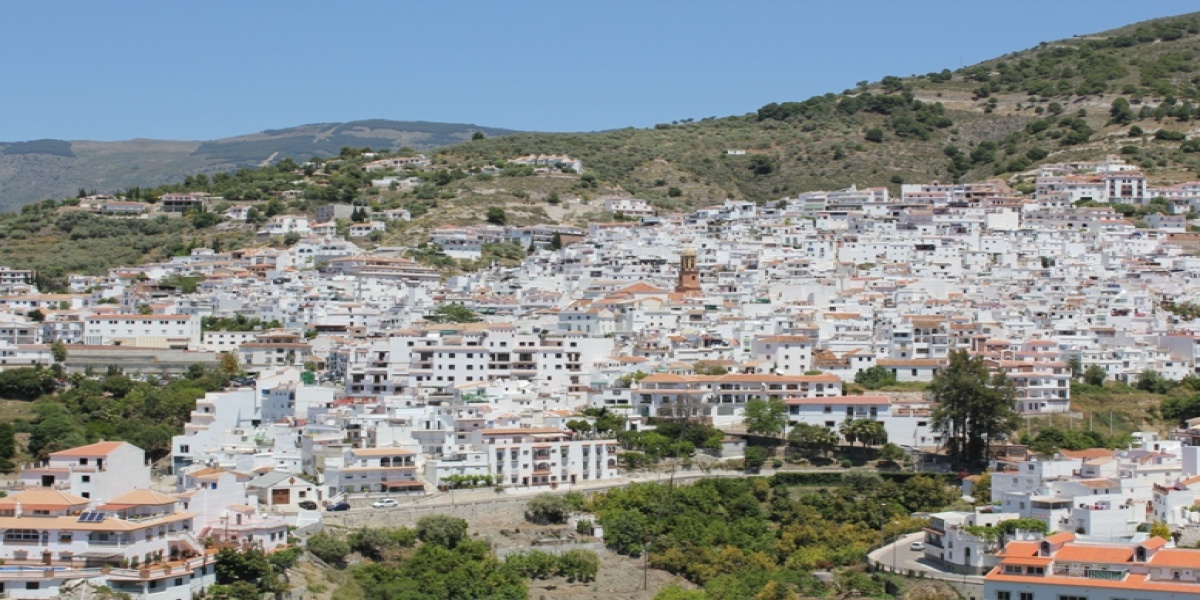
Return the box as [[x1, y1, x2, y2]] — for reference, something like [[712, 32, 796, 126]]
[[77, 511, 106, 522]]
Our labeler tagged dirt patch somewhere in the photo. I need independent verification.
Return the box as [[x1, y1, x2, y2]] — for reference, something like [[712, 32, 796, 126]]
[[481, 522, 696, 600]]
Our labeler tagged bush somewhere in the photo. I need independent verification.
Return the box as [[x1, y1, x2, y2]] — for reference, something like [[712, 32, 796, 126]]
[[306, 533, 350, 567], [504, 549, 599, 583], [0, 368, 58, 400], [576, 519, 594, 535], [416, 514, 469, 549], [855, 366, 897, 390], [525, 493, 572, 525], [745, 447, 769, 472]]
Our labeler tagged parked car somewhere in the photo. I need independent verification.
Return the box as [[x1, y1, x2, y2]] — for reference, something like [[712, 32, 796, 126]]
[[298, 501, 318, 510], [910, 541, 925, 551], [326, 501, 351, 512], [372, 498, 399, 508]]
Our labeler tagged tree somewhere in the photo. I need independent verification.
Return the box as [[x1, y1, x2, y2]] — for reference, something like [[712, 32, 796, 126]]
[[219, 352, 241, 377], [305, 532, 350, 567], [416, 514, 469, 549], [472, 131, 486, 141], [929, 350, 1018, 466], [1083, 364, 1107, 386], [747, 155, 774, 175], [0, 422, 16, 473], [858, 420, 888, 447], [0, 367, 58, 400], [1136, 370, 1174, 394], [566, 419, 592, 434], [840, 418, 861, 447], [878, 442, 905, 465], [1109, 97, 1135, 125], [26, 309, 45, 323], [526, 493, 572, 524], [855, 366, 897, 390], [743, 397, 788, 441], [50, 340, 67, 364], [549, 232, 564, 251], [486, 206, 507, 226], [864, 128, 885, 143], [425, 304, 482, 324], [973, 472, 992, 502], [744, 446, 769, 472], [787, 423, 838, 458], [1150, 521, 1172, 541]]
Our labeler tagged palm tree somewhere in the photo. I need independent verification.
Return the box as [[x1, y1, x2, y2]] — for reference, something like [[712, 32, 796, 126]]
[[860, 420, 888, 447], [839, 418, 860, 447]]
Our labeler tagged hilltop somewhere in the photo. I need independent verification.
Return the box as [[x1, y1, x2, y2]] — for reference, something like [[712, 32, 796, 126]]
[[0, 120, 519, 211], [435, 12, 1200, 211]]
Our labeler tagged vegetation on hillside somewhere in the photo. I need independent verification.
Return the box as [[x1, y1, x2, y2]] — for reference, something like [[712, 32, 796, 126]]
[[0, 365, 230, 463], [590, 475, 953, 600], [306, 515, 596, 599]]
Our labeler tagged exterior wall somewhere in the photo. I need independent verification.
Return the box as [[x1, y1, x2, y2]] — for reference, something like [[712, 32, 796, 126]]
[[83, 315, 201, 349]]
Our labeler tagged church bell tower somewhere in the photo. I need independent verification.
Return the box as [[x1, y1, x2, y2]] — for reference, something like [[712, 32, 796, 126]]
[[676, 248, 700, 294]]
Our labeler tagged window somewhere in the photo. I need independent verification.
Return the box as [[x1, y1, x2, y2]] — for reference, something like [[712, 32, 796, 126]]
[[997, 592, 1011, 600], [1019, 594, 1033, 600], [81, 475, 90, 483], [1057, 596, 1085, 600]]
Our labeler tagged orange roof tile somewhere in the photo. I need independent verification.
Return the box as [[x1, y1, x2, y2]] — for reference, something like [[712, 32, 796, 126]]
[[1053, 545, 1132, 564], [1149, 548, 1200, 569], [50, 441, 129, 458], [1044, 531, 1076, 544]]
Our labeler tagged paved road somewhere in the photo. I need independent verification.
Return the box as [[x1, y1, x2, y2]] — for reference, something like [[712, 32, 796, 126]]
[[870, 532, 985, 600]]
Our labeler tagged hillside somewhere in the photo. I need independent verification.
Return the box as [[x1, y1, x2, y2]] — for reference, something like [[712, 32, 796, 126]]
[[5, 12, 1200, 283], [0, 120, 519, 211], [434, 12, 1200, 209]]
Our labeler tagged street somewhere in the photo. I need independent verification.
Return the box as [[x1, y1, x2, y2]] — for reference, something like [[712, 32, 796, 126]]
[[870, 532, 985, 600]]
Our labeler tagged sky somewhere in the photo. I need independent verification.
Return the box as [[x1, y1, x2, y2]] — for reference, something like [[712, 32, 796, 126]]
[[2, 1, 1199, 142]]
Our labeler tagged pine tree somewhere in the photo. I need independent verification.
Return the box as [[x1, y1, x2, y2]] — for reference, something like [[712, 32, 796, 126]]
[[930, 351, 1018, 466]]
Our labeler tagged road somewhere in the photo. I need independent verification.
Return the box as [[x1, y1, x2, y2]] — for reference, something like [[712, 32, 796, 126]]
[[869, 532, 985, 600]]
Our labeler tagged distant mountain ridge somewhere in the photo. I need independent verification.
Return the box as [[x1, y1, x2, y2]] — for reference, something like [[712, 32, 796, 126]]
[[0, 120, 519, 210]]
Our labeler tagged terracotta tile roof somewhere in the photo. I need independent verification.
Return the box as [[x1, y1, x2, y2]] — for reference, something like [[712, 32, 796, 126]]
[[101, 489, 179, 508], [0, 489, 89, 510], [784, 395, 889, 406], [1149, 548, 1200, 569], [1053, 544, 1133, 564], [1057, 447, 1115, 460], [1044, 531, 1076, 544], [50, 441, 129, 458]]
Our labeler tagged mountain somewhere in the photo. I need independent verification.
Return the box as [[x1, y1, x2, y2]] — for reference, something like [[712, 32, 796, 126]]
[[0, 120, 519, 211]]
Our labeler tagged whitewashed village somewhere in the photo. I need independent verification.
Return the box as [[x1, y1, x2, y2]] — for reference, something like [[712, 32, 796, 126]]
[[6, 153, 1200, 599]]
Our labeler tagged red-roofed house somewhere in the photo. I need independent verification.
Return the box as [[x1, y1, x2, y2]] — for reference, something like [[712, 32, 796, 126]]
[[20, 441, 150, 503], [985, 536, 1200, 600]]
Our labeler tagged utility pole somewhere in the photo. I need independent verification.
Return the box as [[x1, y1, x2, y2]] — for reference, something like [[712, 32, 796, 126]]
[[880, 502, 892, 573]]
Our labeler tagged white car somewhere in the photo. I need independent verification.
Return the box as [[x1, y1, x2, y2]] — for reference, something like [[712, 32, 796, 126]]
[[910, 541, 925, 551], [372, 498, 399, 508]]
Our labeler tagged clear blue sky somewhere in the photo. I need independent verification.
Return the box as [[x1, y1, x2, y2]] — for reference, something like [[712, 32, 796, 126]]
[[2, 1, 1198, 141]]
